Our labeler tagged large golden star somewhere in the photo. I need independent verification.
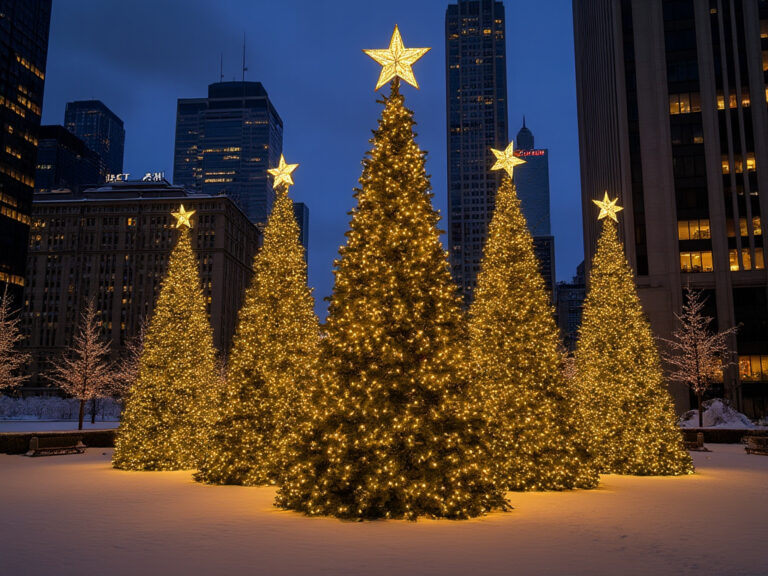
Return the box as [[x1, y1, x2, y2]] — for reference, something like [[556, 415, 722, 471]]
[[268, 154, 299, 190], [490, 142, 527, 178], [171, 204, 195, 229], [593, 191, 624, 222], [363, 25, 430, 91]]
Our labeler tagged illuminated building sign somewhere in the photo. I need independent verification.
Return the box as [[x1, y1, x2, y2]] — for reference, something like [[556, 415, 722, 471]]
[[106, 172, 165, 183], [514, 149, 546, 157]]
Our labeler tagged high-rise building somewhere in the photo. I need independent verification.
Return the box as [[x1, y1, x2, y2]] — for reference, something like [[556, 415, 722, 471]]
[[556, 261, 586, 351], [573, 0, 768, 417], [293, 200, 309, 261], [64, 100, 125, 177], [23, 179, 260, 391], [173, 81, 283, 226], [35, 125, 102, 193], [514, 119, 556, 297], [0, 0, 52, 303], [446, 0, 508, 302]]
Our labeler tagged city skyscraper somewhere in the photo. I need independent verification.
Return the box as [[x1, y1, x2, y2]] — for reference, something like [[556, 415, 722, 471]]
[[0, 0, 52, 302], [64, 99, 125, 176], [35, 125, 102, 193], [173, 81, 283, 226], [293, 200, 309, 261], [446, 0, 508, 302], [514, 118, 556, 296], [573, 0, 768, 417]]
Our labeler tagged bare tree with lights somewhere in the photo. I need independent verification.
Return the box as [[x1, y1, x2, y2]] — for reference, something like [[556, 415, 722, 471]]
[[47, 299, 114, 430], [660, 289, 737, 428], [0, 287, 30, 392]]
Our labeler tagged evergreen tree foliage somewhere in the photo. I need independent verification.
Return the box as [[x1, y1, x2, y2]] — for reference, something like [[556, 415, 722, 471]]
[[574, 219, 693, 475], [276, 80, 506, 520], [469, 174, 598, 490], [196, 187, 320, 485], [113, 226, 219, 471]]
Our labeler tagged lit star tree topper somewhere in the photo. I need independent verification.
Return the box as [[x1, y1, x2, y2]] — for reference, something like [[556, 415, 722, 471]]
[[363, 25, 430, 90], [172, 204, 195, 229], [490, 141, 527, 178], [268, 154, 299, 190], [593, 192, 624, 223]]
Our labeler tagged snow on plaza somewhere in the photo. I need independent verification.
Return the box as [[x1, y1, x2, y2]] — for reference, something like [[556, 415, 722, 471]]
[[0, 445, 765, 576]]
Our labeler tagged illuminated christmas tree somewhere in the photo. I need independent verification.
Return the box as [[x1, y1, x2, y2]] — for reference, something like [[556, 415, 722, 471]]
[[196, 157, 320, 486], [276, 27, 506, 520], [574, 194, 693, 475], [113, 206, 219, 471], [469, 148, 598, 490]]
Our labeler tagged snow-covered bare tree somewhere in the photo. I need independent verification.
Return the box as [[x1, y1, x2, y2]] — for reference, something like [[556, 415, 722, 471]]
[[0, 287, 30, 392], [48, 299, 114, 430], [660, 289, 737, 427]]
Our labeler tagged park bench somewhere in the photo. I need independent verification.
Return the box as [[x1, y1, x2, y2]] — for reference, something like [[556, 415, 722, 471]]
[[744, 436, 768, 455], [25, 436, 86, 457]]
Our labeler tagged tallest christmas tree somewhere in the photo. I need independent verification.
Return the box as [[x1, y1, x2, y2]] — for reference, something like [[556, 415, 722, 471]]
[[277, 26, 505, 520]]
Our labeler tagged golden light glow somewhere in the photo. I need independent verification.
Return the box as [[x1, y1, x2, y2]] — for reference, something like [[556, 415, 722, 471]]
[[195, 184, 320, 487], [469, 172, 598, 491], [363, 25, 430, 90], [490, 142, 526, 178], [275, 80, 506, 521], [593, 192, 623, 223], [113, 228, 219, 471], [574, 219, 693, 476], [267, 154, 299, 190], [171, 204, 196, 229]]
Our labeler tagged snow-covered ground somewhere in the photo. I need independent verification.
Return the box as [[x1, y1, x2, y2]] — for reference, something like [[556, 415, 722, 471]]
[[0, 420, 119, 432], [0, 446, 766, 576]]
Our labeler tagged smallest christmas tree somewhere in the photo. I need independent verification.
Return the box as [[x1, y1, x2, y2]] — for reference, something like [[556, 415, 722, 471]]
[[113, 205, 219, 471], [574, 194, 692, 476]]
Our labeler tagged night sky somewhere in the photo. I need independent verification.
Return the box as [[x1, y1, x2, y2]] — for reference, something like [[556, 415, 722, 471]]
[[41, 0, 581, 319]]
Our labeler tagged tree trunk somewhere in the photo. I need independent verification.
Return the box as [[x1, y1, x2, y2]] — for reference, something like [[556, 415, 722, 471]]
[[90, 397, 97, 424], [78, 398, 85, 430], [697, 391, 704, 428]]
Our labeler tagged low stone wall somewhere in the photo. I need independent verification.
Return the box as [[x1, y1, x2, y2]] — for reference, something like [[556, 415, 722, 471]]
[[682, 428, 768, 444], [0, 429, 116, 454]]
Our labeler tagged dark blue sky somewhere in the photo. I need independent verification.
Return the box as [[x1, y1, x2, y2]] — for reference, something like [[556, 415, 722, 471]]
[[42, 0, 582, 319]]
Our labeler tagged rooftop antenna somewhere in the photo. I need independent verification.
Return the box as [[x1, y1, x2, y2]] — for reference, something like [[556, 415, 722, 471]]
[[219, 53, 224, 83], [242, 32, 248, 82]]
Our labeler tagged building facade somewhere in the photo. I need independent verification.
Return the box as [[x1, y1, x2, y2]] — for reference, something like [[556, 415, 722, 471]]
[[573, 0, 768, 417], [173, 81, 283, 226], [293, 200, 309, 261], [23, 179, 261, 391], [64, 100, 124, 177], [556, 261, 586, 351], [446, 0, 508, 302], [0, 0, 52, 303], [514, 119, 556, 297], [35, 125, 102, 193]]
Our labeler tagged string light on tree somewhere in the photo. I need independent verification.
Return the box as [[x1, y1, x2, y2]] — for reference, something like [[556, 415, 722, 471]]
[[574, 195, 693, 476], [113, 204, 219, 471], [277, 29, 505, 520], [196, 156, 321, 486], [468, 144, 598, 491]]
